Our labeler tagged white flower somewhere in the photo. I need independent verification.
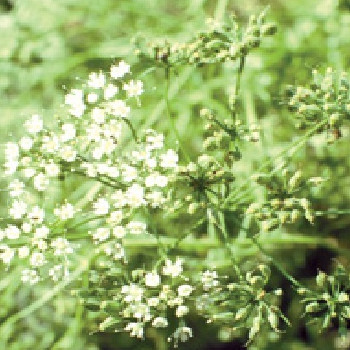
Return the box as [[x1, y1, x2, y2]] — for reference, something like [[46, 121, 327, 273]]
[[23, 167, 36, 178], [88, 72, 106, 89], [82, 163, 97, 177], [86, 123, 102, 142], [30, 252, 46, 267], [93, 227, 110, 242], [145, 173, 168, 187], [19, 136, 33, 151], [0, 245, 14, 264], [51, 238, 73, 255], [25, 114, 43, 134], [111, 189, 127, 208], [65, 89, 86, 118], [104, 120, 122, 139], [173, 326, 193, 344], [61, 123, 76, 142], [123, 80, 143, 97], [54, 202, 75, 220], [93, 198, 110, 215], [22, 222, 32, 233], [33, 239, 47, 251], [60, 145, 77, 162], [41, 135, 60, 153], [160, 149, 178, 168], [34, 225, 50, 239], [162, 258, 183, 278], [176, 305, 189, 318], [146, 191, 166, 208], [44, 161, 60, 177], [167, 297, 183, 307], [106, 166, 120, 178], [5, 142, 19, 160], [147, 297, 160, 307], [104, 83, 119, 99], [110, 61, 130, 79], [95, 162, 110, 175], [5, 225, 20, 239], [112, 225, 126, 239], [87, 92, 99, 104], [107, 210, 123, 224], [146, 133, 164, 150], [28, 206, 45, 224], [4, 160, 19, 175], [18, 246, 30, 259], [92, 147, 103, 160], [152, 317, 168, 328], [49, 265, 64, 282], [126, 221, 146, 235], [9, 200, 27, 219], [99, 137, 116, 155], [8, 179, 25, 197], [104, 242, 125, 260], [121, 165, 138, 182], [121, 284, 143, 302], [33, 172, 49, 191], [177, 284, 193, 297], [65, 88, 83, 106], [145, 272, 161, 287], [21, 269, 40, 285], [124, 322, 143, 339], [91, 107, 106, 124], [125, 184, 145, 208], [132, 303, 150, 320], [107, 100, 130, 118]]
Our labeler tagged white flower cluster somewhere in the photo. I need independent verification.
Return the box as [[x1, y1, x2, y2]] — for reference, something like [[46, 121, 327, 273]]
[[0, 195, 74, 284], [91, 260, 224, 347], [1, 61, 178, 283], [97, 258, 198, 347]]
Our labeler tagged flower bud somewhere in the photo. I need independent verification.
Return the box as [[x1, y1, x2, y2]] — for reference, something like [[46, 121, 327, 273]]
[[291, 209, 301, 223], [288, 170, 302, 191], [261, 219, 280, 232], [261, 23, 277, 36], [338, 292, 349, 302], [329, 113, 341, 127], [305, 301, 320, 313], [235, 307, 249, 320], [316, 271, 327, 287], [268, 309, 279, 330]]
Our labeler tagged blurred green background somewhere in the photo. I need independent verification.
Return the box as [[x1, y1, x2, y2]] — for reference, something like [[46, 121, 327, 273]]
[[1, 0, 350, 349]]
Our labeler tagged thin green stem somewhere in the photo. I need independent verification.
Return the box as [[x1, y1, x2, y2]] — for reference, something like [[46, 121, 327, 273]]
[[123, 118, 139, 142], [251, 235, 305, 289], [315, 209, 350, 216], [231, 55, 246, 123], [165, 67, 190, 162]]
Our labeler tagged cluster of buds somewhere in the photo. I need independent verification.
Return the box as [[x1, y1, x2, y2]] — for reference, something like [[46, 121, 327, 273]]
[[298, 264, 350, 334], [175, 154, 235, 215], [286, 67, 350, 142], [200, 108, 260, 162], [134, 11, 276, 68], [247, 168, 317, 232], [196, 264, 287, 344]]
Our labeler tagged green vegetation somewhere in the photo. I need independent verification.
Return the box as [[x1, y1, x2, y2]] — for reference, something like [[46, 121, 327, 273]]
[[1, 1, 350, 349]]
